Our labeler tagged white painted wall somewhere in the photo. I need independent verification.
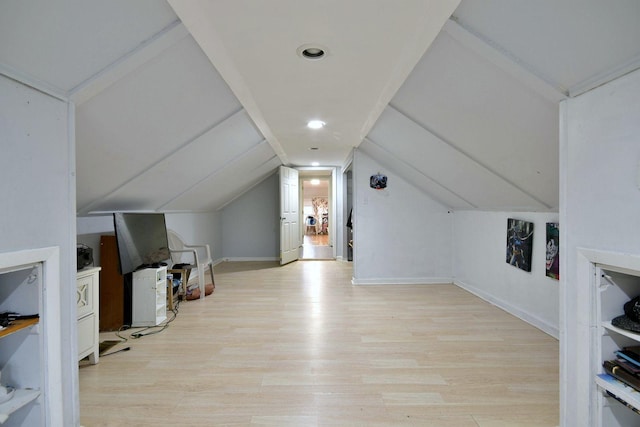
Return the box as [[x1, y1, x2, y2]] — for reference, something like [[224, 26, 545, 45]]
[[302, 182, 328, 200], [453, 211, 559, 338], [220, 173, 279, 260], [165, 212, 221, 262], [560, 68, 640, 426], [0, 75, 77, 424], [77, 211, 222, 265], [352, 150, 453, 284]]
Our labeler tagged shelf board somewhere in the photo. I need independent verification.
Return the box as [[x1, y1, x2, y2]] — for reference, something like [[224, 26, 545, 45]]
[[603, 321, 640, 342], [596, 373, 640, 411], [0, 388, 40, 422], [0, 318, 39, 339]]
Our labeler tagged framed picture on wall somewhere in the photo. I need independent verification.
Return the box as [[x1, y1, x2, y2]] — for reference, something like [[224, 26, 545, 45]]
[[545, 222, 559, 280], [506, 218, 534, 272]]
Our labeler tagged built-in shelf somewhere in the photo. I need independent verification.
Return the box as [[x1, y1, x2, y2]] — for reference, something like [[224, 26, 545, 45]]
[[602, 321, 640, 342], [0, 388, 41, 424], [0, 247, 60, 426], [0, 318, 38, 339], [596, 373, 640, 413], [591, 252, 640, 426]]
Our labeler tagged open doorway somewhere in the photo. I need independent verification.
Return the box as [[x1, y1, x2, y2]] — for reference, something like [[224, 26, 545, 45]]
[[300, 171, 333, 260]]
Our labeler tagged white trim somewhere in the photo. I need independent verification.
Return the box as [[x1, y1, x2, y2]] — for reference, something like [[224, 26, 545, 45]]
[[341, 149, 354, 174], [568, 53, 640, 98], [221, 257, 279, 262], [0, 65, 67, 101], [215, 164, 280, 212], [168, 0, 289, 166], [454, 278, 559, 339], [67, 100, 80, 425], [558, 99, 569, 427], [70, 20, 189, 105], [443, 19, 567, 103], [0, 247, 58, 272], [352, 277, 453, 285], [577, 247, 640, 274]]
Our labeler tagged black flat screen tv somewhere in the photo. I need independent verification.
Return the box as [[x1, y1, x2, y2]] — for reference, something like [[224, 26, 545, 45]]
[[112, 213, 170, 275]]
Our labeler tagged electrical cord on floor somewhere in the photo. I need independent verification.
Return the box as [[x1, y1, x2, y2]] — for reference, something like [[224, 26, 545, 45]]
[[107, 301, 180, 345], [95, 327, 130, 358], [115, 325, 133, 342], [98, 298, 183, 356], [129, 304, 179, 339], [100, 346, 131, 357]]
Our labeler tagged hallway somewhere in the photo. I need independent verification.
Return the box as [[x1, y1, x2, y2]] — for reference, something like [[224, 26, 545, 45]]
[[301, 234, 334, 260]]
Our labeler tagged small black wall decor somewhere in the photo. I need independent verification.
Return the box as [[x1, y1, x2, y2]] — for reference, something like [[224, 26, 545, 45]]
[[370, 173, 387, 189], [506, 218, 534, 272]]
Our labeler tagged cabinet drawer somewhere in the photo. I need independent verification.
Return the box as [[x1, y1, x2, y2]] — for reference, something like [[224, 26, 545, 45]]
[[78, 313, 96, 358], [76, 274, 95, 318]]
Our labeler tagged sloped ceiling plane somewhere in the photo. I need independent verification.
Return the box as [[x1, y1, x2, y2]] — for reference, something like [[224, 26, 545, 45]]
[[1, 0, 638, 214]]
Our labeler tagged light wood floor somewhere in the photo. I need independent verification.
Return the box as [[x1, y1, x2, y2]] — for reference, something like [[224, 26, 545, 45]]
[[301, 234, 333, 260], [79, 261, 559, 426]]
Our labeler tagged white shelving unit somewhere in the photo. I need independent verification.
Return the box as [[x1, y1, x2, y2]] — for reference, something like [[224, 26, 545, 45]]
[[592, 251, 640, 426], [132, 266, 167, 327]]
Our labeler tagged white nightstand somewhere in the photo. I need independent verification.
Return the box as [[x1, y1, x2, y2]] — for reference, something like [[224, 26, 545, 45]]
[[77, 267, 101, 364]]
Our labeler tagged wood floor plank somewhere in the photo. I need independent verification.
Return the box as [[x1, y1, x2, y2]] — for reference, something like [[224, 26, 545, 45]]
[[80, 261, 558, 426]]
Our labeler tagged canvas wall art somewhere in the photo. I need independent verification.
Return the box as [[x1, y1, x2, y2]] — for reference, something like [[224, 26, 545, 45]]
[[506, 218, 534, 272], [546, 222, 559, 280]]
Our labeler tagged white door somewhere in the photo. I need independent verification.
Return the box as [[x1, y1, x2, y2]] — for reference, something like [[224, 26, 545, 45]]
[[280, 166, 300, 265]]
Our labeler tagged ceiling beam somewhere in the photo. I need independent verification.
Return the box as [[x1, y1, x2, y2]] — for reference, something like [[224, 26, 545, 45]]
[[443, 18, 567, 103], [167, 0, 289, 166], [158, 140, 277, 211], [568, 51, 640, 97], [0, 64, 68, 102], [359, 137, 476, 209], [214, 161, 281, 211], [79, 106, 246, 215], [386, 104, 554, 210], [70, 20, 189, 106]]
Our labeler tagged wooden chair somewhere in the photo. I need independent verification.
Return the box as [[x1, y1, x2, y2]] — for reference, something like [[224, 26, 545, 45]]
[[166, 230, 215, 299]]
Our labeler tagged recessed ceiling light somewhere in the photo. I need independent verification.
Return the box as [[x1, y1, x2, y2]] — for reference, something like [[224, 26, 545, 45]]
[[311, 179, 320, 185], [302, 47, 324, 59], [297, 44, 328, 61], [307, 120, 325, 129], [311, 162, 319, 166]]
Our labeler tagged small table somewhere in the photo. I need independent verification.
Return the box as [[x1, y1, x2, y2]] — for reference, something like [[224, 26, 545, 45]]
[[167, 268, 190, 310]]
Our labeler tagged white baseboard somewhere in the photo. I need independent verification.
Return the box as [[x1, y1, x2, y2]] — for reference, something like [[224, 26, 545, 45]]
[[220, 257, 279, 262], [454, 279, 559, 339], [351, 277, 453, 285]]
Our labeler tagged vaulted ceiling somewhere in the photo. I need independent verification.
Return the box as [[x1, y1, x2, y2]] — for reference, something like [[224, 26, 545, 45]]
[[1, 0, 639, 214]]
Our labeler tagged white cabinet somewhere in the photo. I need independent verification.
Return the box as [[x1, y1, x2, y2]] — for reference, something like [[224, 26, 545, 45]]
[[592, 251, 640, 426], [132, 267, 167, 327], [77, 267, 100, 364]]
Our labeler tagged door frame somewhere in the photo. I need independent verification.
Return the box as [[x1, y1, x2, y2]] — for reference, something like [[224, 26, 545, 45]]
[[297, 167, 337, 259]]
